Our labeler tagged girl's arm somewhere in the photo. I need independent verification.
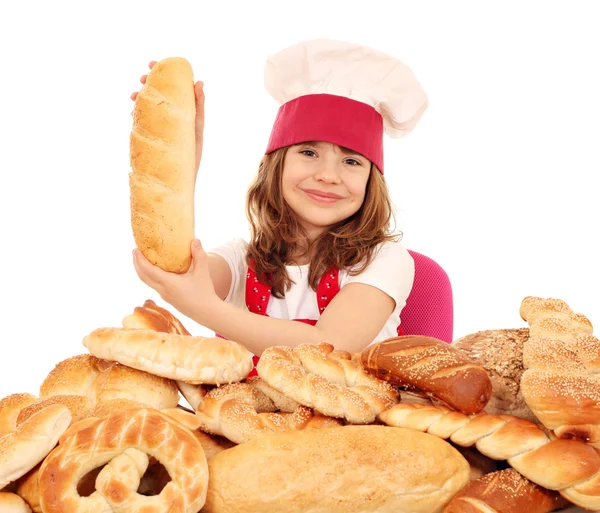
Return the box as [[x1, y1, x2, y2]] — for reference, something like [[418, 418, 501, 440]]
[[133, 239, 397, 355], [198, 282, 395, 355], [208, 254, 232, 301]]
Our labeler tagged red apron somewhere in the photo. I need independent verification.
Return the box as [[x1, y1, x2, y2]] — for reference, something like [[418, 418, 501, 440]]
[[241, 264, 404, 377]]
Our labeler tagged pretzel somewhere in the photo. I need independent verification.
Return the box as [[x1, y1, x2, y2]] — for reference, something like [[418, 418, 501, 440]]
[[379, 402, 600, 510], [38, 408, 208, 513], [121, 299, 211, 408], [519, 296, 599, 442], [194, 381, 343, 444], [0, 404, 71, 490], [256, 342, 398, 424]]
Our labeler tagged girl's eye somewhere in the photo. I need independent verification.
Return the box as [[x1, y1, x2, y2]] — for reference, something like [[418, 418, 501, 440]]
[[344, 158, 361, 166], [300, 149, 317, 157]]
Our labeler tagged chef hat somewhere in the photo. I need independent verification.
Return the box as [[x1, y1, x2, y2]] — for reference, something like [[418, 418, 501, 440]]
[[264, 39, 428, 173]]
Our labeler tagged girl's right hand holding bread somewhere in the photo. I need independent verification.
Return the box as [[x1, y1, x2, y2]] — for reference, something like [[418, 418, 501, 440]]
[[131, 60, 205, 176]]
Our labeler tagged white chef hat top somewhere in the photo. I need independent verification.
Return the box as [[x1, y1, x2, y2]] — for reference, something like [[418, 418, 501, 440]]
[[263, 39, 428, 172]]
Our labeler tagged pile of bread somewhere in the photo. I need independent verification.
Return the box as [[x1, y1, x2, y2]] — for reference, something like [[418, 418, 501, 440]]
[[3, 58, 594, 512], [0, 295, 597, 512]]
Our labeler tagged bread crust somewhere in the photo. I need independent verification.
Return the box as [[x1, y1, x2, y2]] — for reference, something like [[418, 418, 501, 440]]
[[83, 327, 254, 385], [122, 299, 211, 408], [442, 468, 568, 513], [361, 335, 492, 414], [194, 381, 342, 444], [0, 404, 71, 489], [38, 408, 208, 513], [379, 401, 600, 510], [130, 57, 196, 273], [203, 425, 470, 513], [257, 343, 398, 424], [451, 328, 536, 421], [519, 297, 599, 440]]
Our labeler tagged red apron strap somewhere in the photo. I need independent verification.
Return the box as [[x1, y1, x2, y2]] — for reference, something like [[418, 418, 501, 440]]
[[316, 267, 340, 313], [245, 263, 271, 315]]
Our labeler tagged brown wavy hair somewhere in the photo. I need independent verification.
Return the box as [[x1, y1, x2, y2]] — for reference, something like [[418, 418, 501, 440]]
[[245, 145, 401, 298]]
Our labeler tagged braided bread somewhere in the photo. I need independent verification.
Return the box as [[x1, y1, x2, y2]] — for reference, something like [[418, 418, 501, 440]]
[[257, 343, 398, 424], [379, 402, 600, 510], [519, 297, 598, 443], [194, 381, 342, 444]]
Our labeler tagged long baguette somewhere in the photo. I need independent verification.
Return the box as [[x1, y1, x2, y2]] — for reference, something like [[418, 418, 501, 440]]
[[129, 57, 196, 273]]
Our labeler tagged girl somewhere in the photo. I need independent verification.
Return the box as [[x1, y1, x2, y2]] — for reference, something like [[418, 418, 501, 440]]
[[131, 39, 429, 357]]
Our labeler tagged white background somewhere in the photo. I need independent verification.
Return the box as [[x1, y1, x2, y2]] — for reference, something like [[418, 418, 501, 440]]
[[0, 1, 598, 402]]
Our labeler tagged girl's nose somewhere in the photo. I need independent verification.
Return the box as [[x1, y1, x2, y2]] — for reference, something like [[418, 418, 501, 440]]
[[313, 161, 342, 183]]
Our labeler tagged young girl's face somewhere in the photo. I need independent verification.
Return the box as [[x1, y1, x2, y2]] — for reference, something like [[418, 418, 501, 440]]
[[282, 141, 371, 239]]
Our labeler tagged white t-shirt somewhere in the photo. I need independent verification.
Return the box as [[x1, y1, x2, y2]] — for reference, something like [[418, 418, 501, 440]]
[[208, 238, 415, 346]]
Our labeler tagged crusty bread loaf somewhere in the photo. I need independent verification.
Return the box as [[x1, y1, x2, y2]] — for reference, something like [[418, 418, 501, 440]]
[[451, 328, 537, 421], [130, 57, 196, 273], [203, 425, 471, 513], [361, 335, 492, 414], [83, 327, 254, 384], [442, 468, 568, 513]]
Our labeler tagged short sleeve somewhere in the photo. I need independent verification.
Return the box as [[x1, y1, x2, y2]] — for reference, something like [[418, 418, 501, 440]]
[[207, 238, 249, 302], [341, 240, 415, 311]]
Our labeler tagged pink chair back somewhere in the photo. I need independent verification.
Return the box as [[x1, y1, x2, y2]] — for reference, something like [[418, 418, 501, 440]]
[[400, 250, 454, 343]]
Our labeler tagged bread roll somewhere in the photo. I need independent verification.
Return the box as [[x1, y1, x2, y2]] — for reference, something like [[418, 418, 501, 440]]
[[443, 468, 568, 513], [130, 57, 196, 273], [203, 425, 470, 513], [0, 393, 38, 436], [361, 336, 492, 414], [83, 327, 254, 384]]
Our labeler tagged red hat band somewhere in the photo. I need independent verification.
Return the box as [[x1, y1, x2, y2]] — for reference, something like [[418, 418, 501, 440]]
[[265, 94, 385, 173]]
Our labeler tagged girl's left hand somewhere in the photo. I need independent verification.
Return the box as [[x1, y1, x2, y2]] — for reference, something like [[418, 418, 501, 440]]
[[132, 239, 217, 324]]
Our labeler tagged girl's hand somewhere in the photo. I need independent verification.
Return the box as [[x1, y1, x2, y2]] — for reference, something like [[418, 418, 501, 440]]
[[130, 60, 205, 177], [132, 239, 218, 325]]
